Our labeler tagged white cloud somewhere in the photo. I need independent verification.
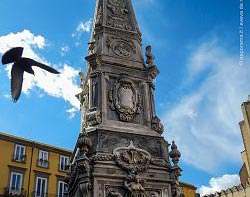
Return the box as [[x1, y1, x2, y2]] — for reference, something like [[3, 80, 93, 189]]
[[0, 30, 81, 115], [67, 107, 79, 119], [60, 45, 70, 56], [199, 174, 240, 196], [163, 40, 250, 172], [72, 18, 93, 39], [0, 29, 46, 62]]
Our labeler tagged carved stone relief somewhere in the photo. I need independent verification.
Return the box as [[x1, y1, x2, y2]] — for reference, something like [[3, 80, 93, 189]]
[[113, 41, 132, 58], [95, 6, 103, 26], [108, 0, 126, 8], [151, 116, 164, 134], [107, 191, 123, 197], [106, 0, 132, 30], [98, 132, 164, 158], [114, 141, 151, 174], [86, 110, 102, 126], [109, 74, 141, 122], [106, 36, 136, 59]]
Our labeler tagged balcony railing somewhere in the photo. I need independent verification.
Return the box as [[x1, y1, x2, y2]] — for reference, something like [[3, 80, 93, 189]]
[[12, 154, 26, 163], [37, 159, 49, 168], [4, 187, 26, 197]]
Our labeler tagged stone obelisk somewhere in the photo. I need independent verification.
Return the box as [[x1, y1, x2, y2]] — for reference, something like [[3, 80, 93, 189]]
[[66, 0, 182, 196]]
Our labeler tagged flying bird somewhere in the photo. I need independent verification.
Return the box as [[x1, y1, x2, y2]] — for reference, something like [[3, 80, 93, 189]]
[[1, 47, 60, 102]]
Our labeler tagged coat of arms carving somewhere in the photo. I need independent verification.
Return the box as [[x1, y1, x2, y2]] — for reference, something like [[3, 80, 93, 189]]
[[109, 74, 141, 122], [113, 141, 151, 173]]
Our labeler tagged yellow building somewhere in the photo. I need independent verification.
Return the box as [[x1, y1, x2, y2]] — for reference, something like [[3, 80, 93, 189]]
[[239, 97, 250, 186], [0, 131, 197, 197], [0, 132, 72, 197], [180, 181, 197, 197]]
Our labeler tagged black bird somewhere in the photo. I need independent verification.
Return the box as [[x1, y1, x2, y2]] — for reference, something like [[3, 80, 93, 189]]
[[1, 47, 60, 102]]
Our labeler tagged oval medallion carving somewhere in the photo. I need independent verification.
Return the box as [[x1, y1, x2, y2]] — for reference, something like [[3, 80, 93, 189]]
[[112, 41, 132, 58], [118, 85, 134, 109], [109, 74, 141, 122]]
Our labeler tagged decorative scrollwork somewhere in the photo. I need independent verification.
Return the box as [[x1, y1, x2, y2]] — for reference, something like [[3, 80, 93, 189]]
[[151, 116, 164, 134], [114, 141, 151, 173], [86, 110, 102, 126]]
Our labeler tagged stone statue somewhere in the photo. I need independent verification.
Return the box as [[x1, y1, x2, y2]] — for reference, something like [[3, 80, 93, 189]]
[[145, 45, 155, 68], [79, 71, 85, 89], [124, 176, 145, 192]]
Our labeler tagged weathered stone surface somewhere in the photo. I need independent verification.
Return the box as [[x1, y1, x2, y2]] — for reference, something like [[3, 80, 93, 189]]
[[67, 0, 182, 196]]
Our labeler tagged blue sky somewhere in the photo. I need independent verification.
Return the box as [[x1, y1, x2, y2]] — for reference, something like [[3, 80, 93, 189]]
[[0, 0, 249, 195]]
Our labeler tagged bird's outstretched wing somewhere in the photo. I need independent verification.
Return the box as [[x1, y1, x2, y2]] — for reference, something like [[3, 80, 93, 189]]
[[11, 63, 24, 102], [27, 58, 60, 74], [2, 47, 23, 65]]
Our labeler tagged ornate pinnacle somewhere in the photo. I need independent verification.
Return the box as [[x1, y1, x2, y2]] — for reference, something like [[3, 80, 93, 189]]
[[169, 141, 182, 177]]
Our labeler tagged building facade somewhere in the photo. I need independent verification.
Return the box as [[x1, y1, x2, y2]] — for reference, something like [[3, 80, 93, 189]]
[[239, 98, 250, 186], [0, 132, 71, 197], [180, 182, 197, 197]]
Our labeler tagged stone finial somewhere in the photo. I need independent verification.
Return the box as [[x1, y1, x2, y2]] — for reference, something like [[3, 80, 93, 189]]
[[169, 141, 182, 177], [169, 141, 181, 165], [77, 130, 92, 155]]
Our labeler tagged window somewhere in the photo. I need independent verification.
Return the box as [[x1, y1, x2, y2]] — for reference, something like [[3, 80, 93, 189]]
[[57, 181, 68, 197], [59, 155, 69, 171], [35, 177, 47, 197], [13, 144, 26, 162], [9, 172, 23, 194], [38, 150, 49, 168]]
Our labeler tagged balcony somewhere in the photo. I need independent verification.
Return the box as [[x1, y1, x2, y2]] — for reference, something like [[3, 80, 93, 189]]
[[4, 187, 26, 197], [12, 154, 26, 163], [37, 159, 49, 168]]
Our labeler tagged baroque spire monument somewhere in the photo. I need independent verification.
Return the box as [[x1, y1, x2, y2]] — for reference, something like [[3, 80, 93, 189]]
[[66, 0, 182, 196]]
